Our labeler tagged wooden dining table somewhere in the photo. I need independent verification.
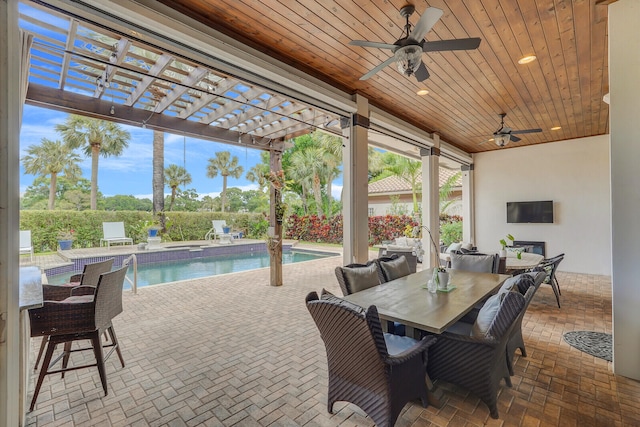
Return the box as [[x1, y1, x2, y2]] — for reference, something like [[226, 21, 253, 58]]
[[504, 252, 544, 273], [342, 268, 512, 338], [342, 267, 511, 406]]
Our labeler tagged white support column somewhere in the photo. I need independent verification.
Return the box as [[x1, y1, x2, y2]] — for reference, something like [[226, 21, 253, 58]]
[[461, 164, 475, 245], [420, 138, 441, 269], [342, 95, 370, 265], [609, 0, 640, 380], [0, 1, 22, 425]]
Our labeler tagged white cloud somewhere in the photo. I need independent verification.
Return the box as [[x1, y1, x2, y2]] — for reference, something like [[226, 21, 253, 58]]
[[332, 184, 343, 200]]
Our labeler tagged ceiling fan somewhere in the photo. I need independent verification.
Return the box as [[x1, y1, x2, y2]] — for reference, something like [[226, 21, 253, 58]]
[[490, 113, 542, 147], [349, 5, 481, 82]]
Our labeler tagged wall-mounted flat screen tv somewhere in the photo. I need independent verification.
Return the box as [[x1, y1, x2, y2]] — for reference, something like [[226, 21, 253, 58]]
[[507, 200, 554, 223]]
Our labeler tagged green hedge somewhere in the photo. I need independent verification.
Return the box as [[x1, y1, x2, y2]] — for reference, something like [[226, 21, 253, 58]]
[[20, 210, 267, 253]]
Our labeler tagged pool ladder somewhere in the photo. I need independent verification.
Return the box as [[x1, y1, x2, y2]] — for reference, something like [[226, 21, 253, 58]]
[[122, 254, 138, 295]]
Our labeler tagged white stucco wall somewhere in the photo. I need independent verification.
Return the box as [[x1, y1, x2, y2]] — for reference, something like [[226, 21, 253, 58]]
[[474, 135, 611, 275]]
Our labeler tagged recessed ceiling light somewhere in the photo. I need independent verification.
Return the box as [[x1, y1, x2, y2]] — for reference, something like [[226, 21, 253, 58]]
[[550, 126, 562, 131], [416, 89, 429, 96], [518, 55, 537, 64]]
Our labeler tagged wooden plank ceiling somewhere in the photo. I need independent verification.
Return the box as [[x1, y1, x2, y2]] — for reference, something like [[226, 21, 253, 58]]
[[157, 0, 610, 153]]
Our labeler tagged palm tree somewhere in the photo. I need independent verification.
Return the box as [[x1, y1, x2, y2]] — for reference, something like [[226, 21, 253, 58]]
[[206, 151, 244, 212], [55, 115, 130, 209], [21, 138, 81, 210], [164, 164, 192, 211], [152, 130, 165, 216], [290, 147, 327, 216], [439, 171, 462, 214], [246, 162, 270, 191], [386, 156, 422, 214], [316, 132, 342, 217]]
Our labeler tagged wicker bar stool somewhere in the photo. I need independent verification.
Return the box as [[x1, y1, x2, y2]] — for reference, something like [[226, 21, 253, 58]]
[[28, 266, 128, 411]]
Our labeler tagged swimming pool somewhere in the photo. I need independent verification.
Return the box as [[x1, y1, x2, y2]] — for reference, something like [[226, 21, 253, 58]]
[[47, 249, 337, 289]]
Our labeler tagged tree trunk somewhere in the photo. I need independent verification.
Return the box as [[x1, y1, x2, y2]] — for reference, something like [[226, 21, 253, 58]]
[[313, 175, 323, 217], [90, 144, 100, 210], [48, 172, 57, 210], [152, 130, 164, 220], [169, 187, 176, 211], [326, 174, 334, 217], [221, 175, 228, 212]]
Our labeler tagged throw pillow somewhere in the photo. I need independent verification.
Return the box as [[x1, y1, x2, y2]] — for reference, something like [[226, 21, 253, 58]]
[[342, 263, 379, 293], [446, 242, 463, 253], [471, 292, 506, 337], [379, 255, 411, 282], [394, 236, 409, 247]]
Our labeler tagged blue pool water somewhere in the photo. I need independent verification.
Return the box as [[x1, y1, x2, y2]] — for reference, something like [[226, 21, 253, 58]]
[[47, 249, 337, 289]]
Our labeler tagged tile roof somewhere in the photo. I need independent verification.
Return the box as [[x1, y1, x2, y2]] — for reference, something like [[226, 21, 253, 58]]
[[368, 169, 461, 194]]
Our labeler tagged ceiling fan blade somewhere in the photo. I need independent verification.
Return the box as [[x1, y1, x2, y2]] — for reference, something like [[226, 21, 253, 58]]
[[409, 7, 443, 42], [359, 56, 396, 81], [349, 40, 397, 50], [511, 128, 543, 134], [423, 37, 482, 52], [415, 61, 430, 82], [510, 135, 522, 143]]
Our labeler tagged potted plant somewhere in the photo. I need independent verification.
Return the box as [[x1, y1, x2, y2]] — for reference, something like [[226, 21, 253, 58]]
[[142, 219, 160, 238], [57, 229, 74, 250], [499, 233, 515, 257]]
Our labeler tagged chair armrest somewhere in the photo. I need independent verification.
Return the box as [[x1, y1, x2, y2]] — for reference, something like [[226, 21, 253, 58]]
[[29, 300, 95, 336], [71, 285, 96, 296], [69, 273, 84, 283], [386, 335, 437, 365], [42, 284, 73, 301], [435, 331, 499, 349]]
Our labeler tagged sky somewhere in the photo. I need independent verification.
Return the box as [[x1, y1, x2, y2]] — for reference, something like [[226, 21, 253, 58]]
[[20, 104, 343, 201]]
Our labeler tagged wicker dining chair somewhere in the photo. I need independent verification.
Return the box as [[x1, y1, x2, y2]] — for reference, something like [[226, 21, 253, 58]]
[[34, 258, 114, 370], [534, 253, 565, 308], [306, 290, 436, 427], [28, 266, 128, 411], [450, 252, 500, 273], [427, 290, 526, 419], [505, 271, 546, 374]]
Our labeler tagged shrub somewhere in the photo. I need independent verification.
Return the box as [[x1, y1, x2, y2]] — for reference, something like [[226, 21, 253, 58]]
[[19, 211, 265, 253]]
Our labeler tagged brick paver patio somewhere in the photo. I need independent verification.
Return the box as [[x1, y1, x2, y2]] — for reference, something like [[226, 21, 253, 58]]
[[24, 250, 640, 426]]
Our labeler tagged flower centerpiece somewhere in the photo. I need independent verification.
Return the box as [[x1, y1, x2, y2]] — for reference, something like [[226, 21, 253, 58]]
[[433, 266, 449, 290], [57, 229, 75, 250]]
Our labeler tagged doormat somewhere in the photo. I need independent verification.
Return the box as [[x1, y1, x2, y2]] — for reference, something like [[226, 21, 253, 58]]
[[563, 331, 612, 362]]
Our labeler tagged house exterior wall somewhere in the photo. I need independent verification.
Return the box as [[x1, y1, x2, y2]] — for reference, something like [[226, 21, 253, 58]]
[[368, 190, 462, 216], [474, 134, 611, 275]]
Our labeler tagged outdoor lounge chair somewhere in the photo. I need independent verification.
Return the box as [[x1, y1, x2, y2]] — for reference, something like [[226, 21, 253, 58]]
[[19, 230, 34, 261], [100, 222, 133, 249], [205, 220, 231, 241], [29, 266, 128, 411], [306, 290, 436, 427]]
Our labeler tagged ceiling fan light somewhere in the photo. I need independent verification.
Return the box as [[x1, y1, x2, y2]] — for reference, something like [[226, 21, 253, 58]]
[[395, 45, 422, 76], [494, 134, 511, 147]]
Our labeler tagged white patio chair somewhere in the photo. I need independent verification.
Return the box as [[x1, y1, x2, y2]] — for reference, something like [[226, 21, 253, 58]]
[[100, 222, 133, 249], [20, 230, 34, 261], [205, 220, 228, 241]]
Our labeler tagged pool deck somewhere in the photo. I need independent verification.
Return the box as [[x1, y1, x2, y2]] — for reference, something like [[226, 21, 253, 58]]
[[21, 246, 637, 426]]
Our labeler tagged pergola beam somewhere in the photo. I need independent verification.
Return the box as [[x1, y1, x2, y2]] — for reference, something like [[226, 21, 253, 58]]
[[124, 53, 172, 106], [26, 83, 280, 150]]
